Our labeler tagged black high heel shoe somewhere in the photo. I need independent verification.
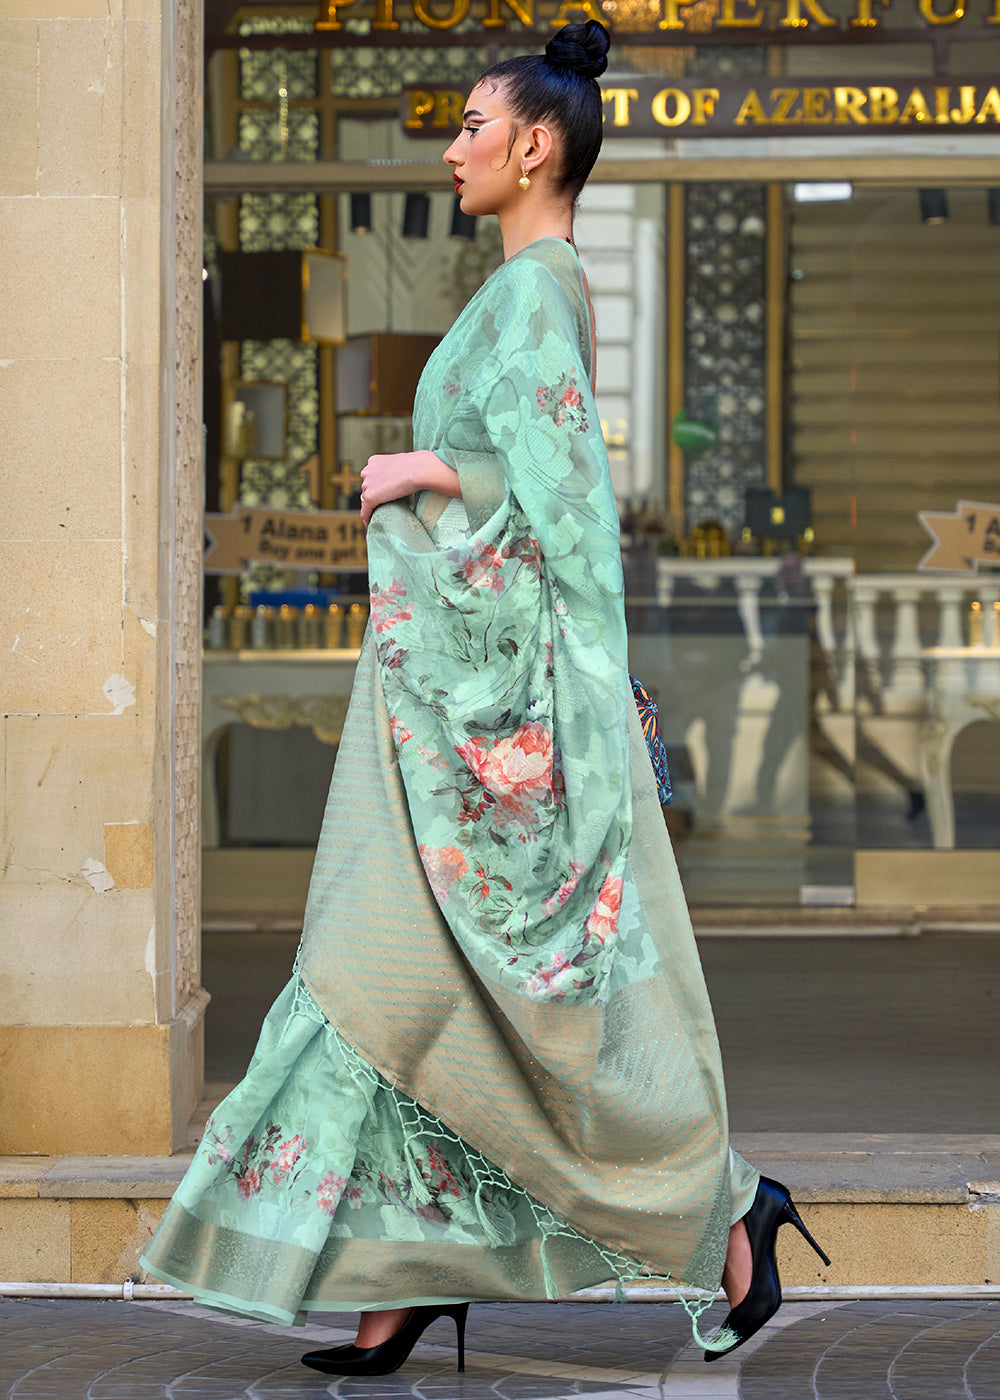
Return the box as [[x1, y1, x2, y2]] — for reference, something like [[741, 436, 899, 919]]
[[301, 1302, 469, 1376], [703, 1175, 830, 1363]]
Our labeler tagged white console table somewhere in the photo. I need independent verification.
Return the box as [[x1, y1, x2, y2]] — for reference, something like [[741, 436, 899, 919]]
[[919, 646, 1000, 849], [203, 649, 361, 847]]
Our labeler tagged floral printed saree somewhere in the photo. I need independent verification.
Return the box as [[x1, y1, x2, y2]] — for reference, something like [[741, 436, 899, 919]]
[[141, 237, 757, 1330]]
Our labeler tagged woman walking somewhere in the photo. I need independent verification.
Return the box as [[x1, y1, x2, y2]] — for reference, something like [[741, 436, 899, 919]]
[[141, 19, 828, 1373]]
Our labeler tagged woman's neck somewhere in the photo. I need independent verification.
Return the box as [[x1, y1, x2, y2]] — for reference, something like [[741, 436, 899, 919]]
[[498, 200, 574, 260]]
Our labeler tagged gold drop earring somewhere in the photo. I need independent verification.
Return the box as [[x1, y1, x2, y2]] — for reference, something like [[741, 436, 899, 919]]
[[519, 165, 531, 192]]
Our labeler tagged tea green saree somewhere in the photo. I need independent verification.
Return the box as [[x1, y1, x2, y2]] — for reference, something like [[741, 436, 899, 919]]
[[141, 238, 757, 1330]]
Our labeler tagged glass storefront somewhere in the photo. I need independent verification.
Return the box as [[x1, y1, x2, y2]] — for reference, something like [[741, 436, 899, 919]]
[[200, 5, 1000, 914]]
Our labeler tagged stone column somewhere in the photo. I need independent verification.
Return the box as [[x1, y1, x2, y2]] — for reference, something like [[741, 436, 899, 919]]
[[0, 0, 205, 1154]]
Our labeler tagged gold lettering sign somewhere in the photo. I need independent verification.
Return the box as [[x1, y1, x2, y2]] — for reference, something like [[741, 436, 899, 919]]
[[434, 89, 465, 125], [316, 0, 354, 29], [323, 0, 1000, 34], [373, 0, 400, 29], [692, 87, 720, 124], [412, 0, 470, 27], [851, 0, 889, 28], [482, 0, 534, 24], [603, 87, 639, 126], [781, 0, 836, 27], [402, 78, 1000, 138], [721, 0, 763, 26], [834, 87, 868, 122], [659, 0, 700, 29], [977, 85, 1000, 121], [404, 89, 435, 128], [734, 89, 768, 125], [916, 0, 965, 23], [651, 88, 692, 126], [869, 85, 899, 122]]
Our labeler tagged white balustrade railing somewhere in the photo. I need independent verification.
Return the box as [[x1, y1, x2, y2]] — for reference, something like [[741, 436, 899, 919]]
[[850, 574, 1000, 710], [654, 557, 854, 703], [653, 557, 1000, 712]]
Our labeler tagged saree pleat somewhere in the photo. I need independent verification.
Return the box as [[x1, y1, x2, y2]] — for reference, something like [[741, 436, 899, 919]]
[[140, 238, 757, 1326]]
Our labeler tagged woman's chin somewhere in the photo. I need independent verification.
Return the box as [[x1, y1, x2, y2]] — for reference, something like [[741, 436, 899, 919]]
[[456, 191, 494, 218]]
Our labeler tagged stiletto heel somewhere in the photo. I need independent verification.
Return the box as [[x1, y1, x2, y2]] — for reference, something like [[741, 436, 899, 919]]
[[783, 1198, 832, 1267], [301, 1302, 470, 1376], [703, 1176, 830, 1364], [454, 1301, 466, 1373]]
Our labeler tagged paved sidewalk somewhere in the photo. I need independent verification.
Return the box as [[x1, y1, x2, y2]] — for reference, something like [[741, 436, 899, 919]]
[[1, 1296, 999, 1398]]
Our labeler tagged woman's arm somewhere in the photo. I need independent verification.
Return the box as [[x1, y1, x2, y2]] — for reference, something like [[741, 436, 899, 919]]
[[359, 449, 461, 527]]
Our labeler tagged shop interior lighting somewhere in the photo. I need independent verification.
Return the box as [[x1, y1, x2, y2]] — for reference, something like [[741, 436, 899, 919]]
[[450, 196, 477, 241], [349, 193, 372, 235], [919, 188, 949, 224], [792, 182, 853, 203], [988, 189, 1000, 226], [402, 192, 431, 239]]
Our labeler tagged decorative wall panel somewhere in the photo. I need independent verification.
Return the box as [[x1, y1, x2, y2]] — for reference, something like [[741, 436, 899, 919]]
[[682, 181, 768, 536], [679, 46, 768, 536], [232, 15, 322, 593]]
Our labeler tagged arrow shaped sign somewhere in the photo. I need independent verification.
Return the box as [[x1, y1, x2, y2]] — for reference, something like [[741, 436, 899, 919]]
[[918, 500, 1000, 575], [204, 506, 367, 574]]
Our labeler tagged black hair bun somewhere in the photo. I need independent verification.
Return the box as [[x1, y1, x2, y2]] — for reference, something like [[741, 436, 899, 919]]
[[545, 20, 610, 80]]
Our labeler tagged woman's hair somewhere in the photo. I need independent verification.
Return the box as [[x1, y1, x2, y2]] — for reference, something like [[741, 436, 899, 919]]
[[477, 20, 610, 201]]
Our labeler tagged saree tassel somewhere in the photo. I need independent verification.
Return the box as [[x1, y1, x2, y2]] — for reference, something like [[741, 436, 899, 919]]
[[537, 1231, 560, 1299], [472, 1180, 507, 1249], [680, 1290, 722, 1348], [399, 1126, 434, 1205]]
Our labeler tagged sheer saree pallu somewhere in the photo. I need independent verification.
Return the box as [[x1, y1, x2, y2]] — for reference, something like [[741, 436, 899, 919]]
[[140, 239, 756, 1327]]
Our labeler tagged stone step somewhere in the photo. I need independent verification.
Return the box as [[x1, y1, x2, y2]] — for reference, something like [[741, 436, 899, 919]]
[[2, 1134, 997, 1291]]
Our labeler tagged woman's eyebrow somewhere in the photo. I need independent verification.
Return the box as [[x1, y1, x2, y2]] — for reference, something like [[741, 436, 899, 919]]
[[462, 109, 484, 121]]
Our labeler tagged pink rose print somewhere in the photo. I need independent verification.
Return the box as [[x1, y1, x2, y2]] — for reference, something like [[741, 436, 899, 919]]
[[237, 1167, 262, 1200], [390, 715, 413, 746], [586, 873, 624, 945], [274, 1135, 306, 1176], [369, 578, 412, 635], [541, 859, 587, 916], [455, 722, 554, 801], [490, 793, 539, 838], [460, 543, 505, 595], [422, 1145, 463, 1199], [342, 1181, 364, 1209], [419, 843, 469, 905], [536, 374, 589, 431], [316, 1171, 347, 1216]]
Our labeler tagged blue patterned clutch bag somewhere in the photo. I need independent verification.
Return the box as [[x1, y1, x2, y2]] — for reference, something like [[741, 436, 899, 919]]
[[629, 674, 673, 807]]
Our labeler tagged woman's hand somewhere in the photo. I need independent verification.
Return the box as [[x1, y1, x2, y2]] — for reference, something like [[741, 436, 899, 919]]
[[360, 450, 461, 526]]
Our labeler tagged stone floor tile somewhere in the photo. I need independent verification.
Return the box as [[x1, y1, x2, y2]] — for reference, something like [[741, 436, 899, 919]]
[[2, 1296, 1000, 1398]]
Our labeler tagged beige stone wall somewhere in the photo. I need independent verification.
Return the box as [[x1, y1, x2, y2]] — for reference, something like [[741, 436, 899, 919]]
[[0, 0, 204, 1153]]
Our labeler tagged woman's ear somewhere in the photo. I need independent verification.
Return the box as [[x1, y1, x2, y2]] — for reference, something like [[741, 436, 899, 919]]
[[522, 123, 554, 175]]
